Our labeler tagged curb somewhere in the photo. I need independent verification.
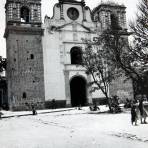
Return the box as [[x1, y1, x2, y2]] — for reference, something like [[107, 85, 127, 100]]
[[1, 108, 75, 119]]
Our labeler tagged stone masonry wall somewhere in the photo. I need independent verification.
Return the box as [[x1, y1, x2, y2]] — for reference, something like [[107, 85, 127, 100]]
[[109, 75, 134, 102], [6, 28, 45, 110]]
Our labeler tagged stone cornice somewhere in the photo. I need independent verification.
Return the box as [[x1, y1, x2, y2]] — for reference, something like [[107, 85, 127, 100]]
[[63, 41, 88, 44], [4, 26, 44, 38], [92, 3, 126, 14], [55, 22, 92, 32], [59, 0, 85, 7], [5, 0, 41, 8], [6, 0, 41, 3]]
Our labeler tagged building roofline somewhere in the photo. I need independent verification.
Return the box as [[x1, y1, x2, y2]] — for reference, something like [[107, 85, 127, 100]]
[[92, 2, 126, 14]]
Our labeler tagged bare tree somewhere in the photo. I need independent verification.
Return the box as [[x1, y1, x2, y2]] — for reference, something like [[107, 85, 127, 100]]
[[98, 0, 148, 99], [130, 0, 148, 58], [129, 0, 148, 96], [82, 40, 118, 112]]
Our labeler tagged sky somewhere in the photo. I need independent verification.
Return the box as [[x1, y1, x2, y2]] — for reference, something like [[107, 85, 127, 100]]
[[0, 0, 139, 57]]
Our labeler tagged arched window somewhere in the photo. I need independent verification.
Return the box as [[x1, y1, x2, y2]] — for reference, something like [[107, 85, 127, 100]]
[[20, 7, 30, 23], [70, 47, 82, 65], [110, 13, 121, 30], [22, 92, 27, 99], [30, 54, 34, 59]]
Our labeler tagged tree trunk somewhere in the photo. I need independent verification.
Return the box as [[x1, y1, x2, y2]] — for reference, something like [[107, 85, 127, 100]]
[[104, 94, 112, 112]]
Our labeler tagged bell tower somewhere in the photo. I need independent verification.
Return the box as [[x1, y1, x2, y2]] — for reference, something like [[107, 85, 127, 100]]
[[93, 2, 127, 30], [4, 0, 45, 110]]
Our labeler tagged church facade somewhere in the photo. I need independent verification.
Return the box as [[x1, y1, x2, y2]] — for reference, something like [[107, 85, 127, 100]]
[[4, 0, 133, 110]]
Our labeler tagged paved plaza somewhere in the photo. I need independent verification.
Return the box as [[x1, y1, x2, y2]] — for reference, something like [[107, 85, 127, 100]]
[[0, 107, 148, 148]]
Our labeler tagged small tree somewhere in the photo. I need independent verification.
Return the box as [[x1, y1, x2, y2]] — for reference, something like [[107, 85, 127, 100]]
[[82, 39, 118, 112]]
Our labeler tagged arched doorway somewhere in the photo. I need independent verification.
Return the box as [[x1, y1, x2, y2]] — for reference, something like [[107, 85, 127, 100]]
[[70, 76, 87, 107]]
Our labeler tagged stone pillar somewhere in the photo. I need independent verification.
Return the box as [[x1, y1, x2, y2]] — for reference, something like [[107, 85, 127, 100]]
[[60, 3, 64, 20], [64, 71, 71, 107], [80, 0, 86, 21]]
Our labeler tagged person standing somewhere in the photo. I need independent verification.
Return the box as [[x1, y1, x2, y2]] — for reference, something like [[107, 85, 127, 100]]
[[131, 104, 138, 125], [31, 104, 37, 115], [0, 107, 3, 119], [139, 98, 147, 124], [51, 99, 56, 109]]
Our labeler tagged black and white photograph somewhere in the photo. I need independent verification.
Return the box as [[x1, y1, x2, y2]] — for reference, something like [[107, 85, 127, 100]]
[[0, 0, 148, 147]]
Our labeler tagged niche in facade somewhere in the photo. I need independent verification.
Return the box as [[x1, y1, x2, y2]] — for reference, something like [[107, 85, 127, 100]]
[[30, 54, 34, 59], [70, 47, 82, 65], [22, 92, 27, 99]]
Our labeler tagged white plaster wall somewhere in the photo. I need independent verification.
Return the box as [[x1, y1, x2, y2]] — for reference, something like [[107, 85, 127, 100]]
[[42, 28, 66, 101], [92, 90, 106, 99], [63, 31, 73, 41], [77, 31, 88, 41], [85, 8, 92, 22]]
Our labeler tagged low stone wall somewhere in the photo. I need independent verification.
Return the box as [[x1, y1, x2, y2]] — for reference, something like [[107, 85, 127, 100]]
[[10, 98, 45, 111], [92, 98, 108, 105], [45, 100, 66, 109]]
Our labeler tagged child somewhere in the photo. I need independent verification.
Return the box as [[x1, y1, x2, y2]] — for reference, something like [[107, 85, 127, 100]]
[[131, 105, 138, 125], [31, 104, 37, 115]]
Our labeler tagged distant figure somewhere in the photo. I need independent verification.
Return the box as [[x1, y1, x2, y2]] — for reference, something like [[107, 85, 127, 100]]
[[124, 98, 131, 108], [51, 99, 56, 109], [131, 104, 138, 126], [0, 107, 3, 119], [94, 105, 100, 111], [31, 104, 37, 115], [110, 96, 121, 113], [78, 106, 82, 110], [138, 98, 147, 124], [89, 101, 100, 111]]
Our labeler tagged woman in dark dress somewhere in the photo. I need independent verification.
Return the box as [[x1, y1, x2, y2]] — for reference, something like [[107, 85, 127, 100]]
[[131, 105, 138, 125], [139, 99, 147, 124]]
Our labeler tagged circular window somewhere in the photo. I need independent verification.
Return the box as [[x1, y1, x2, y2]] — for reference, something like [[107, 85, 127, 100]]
[[67, 7, 79, 20]]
